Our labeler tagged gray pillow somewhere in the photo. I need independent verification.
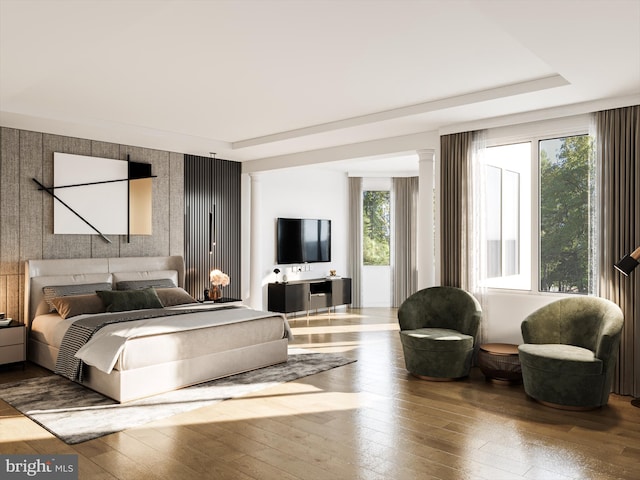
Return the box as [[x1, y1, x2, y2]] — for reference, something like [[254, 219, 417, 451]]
[[115, 279, 176, 291], [43, 283, 112, 312], [97, 288, 163, 313]]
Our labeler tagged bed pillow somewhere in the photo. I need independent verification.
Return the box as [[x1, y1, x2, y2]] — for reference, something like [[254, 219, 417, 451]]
[[112, 270, 178, 287], [155, 287, 197, 307], [115, 278, 176, 291], [51, 294, 106, 319], [43, 283, 112, 312], [97, 288, 164, 313]]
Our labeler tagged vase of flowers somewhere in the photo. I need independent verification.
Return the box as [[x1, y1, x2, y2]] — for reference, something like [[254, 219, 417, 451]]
[[209, 269, 230, 301]]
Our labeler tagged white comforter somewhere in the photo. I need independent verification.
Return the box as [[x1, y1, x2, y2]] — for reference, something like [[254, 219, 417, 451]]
[[71, 304, 289, 374]]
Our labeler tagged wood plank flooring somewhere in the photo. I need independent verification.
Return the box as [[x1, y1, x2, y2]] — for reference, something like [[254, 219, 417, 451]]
[[1, 308, 639, 479]]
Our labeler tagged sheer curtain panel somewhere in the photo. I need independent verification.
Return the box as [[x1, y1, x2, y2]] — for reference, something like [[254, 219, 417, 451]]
[[440, 131, 487, 347]]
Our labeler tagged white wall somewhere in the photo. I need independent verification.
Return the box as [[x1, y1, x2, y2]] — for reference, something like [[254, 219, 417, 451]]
[[241, 167, 349, 310], [485, 291, 567, 343]]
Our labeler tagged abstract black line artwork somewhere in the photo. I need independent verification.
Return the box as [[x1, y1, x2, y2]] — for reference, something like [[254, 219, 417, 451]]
[[34, 153, 155, 243]]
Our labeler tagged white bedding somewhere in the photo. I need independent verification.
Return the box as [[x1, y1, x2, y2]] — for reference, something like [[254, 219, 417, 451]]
[[31, 303, 291, 375]]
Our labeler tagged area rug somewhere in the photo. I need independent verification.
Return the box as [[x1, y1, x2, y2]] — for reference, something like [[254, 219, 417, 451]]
[[0, 350, 355, 444]]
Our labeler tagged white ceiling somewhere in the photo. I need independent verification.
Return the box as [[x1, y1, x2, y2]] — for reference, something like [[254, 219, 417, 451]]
[[1, 0, 639, 174]]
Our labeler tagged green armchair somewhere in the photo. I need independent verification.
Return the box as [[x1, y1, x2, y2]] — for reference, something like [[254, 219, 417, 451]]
[[518, 296, 624, 410], [398, 286, 482, 380]]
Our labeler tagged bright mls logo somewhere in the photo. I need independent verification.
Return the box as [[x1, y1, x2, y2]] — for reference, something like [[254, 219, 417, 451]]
[[1, 455, 78, 479]]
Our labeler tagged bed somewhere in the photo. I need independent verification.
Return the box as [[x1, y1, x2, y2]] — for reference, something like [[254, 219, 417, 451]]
[[24, 256, 290, 402]]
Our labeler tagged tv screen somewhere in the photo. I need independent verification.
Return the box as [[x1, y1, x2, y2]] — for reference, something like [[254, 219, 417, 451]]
[[277, 218, 331, 264]]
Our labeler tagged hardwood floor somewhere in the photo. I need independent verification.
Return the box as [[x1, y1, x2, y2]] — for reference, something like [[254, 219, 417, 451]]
[[1, 308, 639, 479]]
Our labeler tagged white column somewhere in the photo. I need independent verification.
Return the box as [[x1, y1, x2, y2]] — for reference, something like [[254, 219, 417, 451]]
[[417, 149, 436, 288], [249, 173, 263, 309]]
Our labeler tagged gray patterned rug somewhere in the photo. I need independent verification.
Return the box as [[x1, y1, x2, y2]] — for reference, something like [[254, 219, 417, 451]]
[[0, 350, 355, 444]]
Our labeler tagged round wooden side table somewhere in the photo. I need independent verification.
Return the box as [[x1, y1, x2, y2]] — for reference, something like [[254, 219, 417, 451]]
[[478, 343, 522, 384]]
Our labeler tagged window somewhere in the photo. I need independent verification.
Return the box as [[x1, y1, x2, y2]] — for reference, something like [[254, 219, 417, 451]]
[[486, 165, 520, 278], [363, 190, 390, 265], [482, 142, 531, 290], [539, 135, 592, 293], [480, 132, 594, 294]]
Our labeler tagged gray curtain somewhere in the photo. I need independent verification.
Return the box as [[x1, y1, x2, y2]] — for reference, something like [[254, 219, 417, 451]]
[[392, 177, 419, 307], [348, 177, 363, 308], [595, 104, 640, 397], [440, 132, 473, 287]]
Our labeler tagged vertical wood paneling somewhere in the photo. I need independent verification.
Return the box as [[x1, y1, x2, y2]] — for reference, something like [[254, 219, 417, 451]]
[[19, 131, 44, 272], [169, 152, 184, 257], [0, 127, 186, 322], [184, 155, 241, 300], [6, 273, 20, 324], [0, 127, 20, 276]]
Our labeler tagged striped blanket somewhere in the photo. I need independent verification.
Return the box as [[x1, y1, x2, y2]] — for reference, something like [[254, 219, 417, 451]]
[[55, 306, 237, 382]]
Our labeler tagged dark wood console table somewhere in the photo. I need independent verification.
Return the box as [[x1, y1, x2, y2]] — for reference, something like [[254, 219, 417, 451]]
[[268, 277, 352, 315]]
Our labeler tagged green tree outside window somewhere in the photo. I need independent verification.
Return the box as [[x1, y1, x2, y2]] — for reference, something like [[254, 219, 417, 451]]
[[363, 191, 390, 266], [539, 135, 592, 293]]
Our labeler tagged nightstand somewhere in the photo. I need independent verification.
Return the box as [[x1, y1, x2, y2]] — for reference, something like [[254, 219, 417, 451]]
[[0, 321, 26, 366]]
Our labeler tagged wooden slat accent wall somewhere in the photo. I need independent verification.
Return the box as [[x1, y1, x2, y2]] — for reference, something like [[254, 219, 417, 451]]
[[184, 155, 241, 301], [0, 127, 185, 323]]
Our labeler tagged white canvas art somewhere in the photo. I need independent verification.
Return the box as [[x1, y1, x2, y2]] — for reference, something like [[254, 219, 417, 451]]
[[53, 153, 131, 235]]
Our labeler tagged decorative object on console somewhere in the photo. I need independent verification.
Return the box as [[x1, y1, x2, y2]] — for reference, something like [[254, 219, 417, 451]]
[[0, 307, 7, 327], [33, 152, 155, 243], [209, 269, 230, 301], [273, 268, 281, 283], [208, 285, 222, 301], [327, 269, 342, 279]]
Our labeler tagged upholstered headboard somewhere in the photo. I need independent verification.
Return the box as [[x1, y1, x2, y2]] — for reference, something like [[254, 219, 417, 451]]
[[24, 256, 185, 326]]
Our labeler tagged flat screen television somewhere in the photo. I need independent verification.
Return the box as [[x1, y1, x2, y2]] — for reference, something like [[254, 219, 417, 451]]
[[277, 217, 331, 264]]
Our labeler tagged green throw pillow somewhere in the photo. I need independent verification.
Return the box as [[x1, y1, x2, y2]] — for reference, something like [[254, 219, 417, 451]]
[[97, 288, 163, 313]]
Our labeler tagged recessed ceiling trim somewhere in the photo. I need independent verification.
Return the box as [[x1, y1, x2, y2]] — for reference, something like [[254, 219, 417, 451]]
[[233, 75, 569, 150], [242, 131, 437, 174]]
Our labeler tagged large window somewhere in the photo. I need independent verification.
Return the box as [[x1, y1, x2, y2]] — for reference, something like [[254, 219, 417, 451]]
[[483, 142, 531, 290], [481, 133, 594, 294], [363, 190, 390, 266], [486, 165, 521, 278], [539, 135, 592, 293]]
